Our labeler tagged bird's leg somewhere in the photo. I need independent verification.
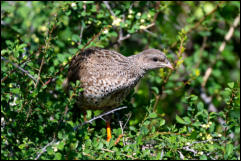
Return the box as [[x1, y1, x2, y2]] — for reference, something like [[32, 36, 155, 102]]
[[103, 114, 112, 142], [106, 121, 112, 142], [83, 110, 87, 122]]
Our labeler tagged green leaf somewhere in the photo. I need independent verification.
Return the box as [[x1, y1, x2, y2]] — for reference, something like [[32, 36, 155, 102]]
[[183, 117, 191, 124], [97, 142, 103, 149], [149, 112, 157, 118], [225, 144, 233, 156], [54, 152, 62, 160], [159, 119, 165, 126], [227, 82, 234, 89], [151, 87, 159, 94], [57, 142, 65, 151], [200, 155, 207, 160], [197, 102, 204, 111], [144, 120, 150, 126], [176, 115, 186, 124]]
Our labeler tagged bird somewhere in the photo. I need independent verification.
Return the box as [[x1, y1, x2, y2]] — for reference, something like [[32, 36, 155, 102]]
[[63, 47, 173, 142]]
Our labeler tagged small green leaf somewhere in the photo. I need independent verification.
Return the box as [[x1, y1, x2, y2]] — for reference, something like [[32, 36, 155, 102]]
[[54, 152, 62, 160], [144, 120, 150, 126], [197, 102, 204, 111], [159, 119, 165, 126], [226, 144, 233, 156], [57, 142, 65, 151], [227, 82, 234, 89], [97, 142, 103, 149], [149, 112, 157, 118], [176, 115, 186, 124], [200, 155, 207, 160], [151, 87, 159, 94], [18, 144, 26, 149], [183, 117, 191, 124]]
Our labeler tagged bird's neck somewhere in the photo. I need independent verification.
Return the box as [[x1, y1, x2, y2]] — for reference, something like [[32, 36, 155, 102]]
[[128, 54, 146, 77]]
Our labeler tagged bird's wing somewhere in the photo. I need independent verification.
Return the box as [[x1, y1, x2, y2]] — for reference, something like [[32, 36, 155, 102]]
[[69, 48, 139, 97]]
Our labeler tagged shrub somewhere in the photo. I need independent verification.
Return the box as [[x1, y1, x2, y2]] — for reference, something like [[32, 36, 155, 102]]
[[1, 1, 240, 160]]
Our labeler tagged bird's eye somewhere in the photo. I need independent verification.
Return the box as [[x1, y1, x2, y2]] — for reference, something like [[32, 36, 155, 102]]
[[152, 57, 158, 62]]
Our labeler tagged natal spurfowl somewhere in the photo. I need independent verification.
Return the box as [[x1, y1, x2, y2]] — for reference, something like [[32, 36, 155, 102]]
[[64, 47, 173, 141]]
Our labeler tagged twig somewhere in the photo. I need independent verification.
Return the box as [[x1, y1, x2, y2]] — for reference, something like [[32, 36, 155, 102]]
[[160, 149, 164, 160], [101, 148, 136, 159], [186, 139, 218, 147], [1, 56, 37, 83], [155, 131, 191, 137], [115, 112, 132, 145], [219, 13, 240, 52], [143, 28, 157, 37], [74, 106, 128, 130], [153, 93, 160, 112], [123, 112, 132, 130], [103, 1, 115, 17], [178, 150, 185, 160], [117, 121, 125, 145], [182, 146, 197, 155], [35, 139, 56, 160], [78, 21, 85, 46], [201, 67, 212, 88], [35, 57, 45, 87]]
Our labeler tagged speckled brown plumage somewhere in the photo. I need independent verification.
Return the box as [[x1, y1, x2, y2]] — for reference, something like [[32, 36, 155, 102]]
[[64, 47, 173, 112]]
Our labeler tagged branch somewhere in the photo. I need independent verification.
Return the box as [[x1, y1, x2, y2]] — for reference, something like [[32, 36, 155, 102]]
[[117, 121, 125, 145], [78, 21, 85, 46], [219, 13, 240, 52], [178, 150, 185, 160], [103, 1, 115, 17], [35, 139, 56, 160], [74, 106, 128, 130], [1, 56, 37, 83], [35, 57, 45, 87], [115, 112, 132, 145]]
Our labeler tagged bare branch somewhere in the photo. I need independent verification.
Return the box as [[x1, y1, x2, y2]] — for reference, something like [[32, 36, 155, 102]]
[[1, 56, 37, 83], [78, 21, 85, 46], [119, 120, 125, 145], [219, 13, 240, 52], [35, 139, 56, 160], [123, 112, 132, 130], [178, 150, 185, 159], [103, 1, 115, 17], [35, 57, 45, 87], [74, 106, 128, 130]]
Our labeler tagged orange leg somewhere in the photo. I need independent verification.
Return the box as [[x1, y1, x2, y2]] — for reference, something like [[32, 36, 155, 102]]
[[106, 121, 112, 142]]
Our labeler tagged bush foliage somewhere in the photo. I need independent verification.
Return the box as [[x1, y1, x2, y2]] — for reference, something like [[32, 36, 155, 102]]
[[1, 1, 240, 160]]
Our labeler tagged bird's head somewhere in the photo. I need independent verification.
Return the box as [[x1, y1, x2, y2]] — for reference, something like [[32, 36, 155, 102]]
[[135, 49, 173, 71]]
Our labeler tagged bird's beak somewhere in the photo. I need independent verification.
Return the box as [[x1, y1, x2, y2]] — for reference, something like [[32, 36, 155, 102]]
[[163, 62, 174, 70]]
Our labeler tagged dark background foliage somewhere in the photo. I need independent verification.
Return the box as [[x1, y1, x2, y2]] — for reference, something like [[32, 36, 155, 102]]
[[1, 1, 240, 160]]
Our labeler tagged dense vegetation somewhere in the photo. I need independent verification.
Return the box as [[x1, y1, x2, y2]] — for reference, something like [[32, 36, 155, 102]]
[[1, 1, 240, 160]]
